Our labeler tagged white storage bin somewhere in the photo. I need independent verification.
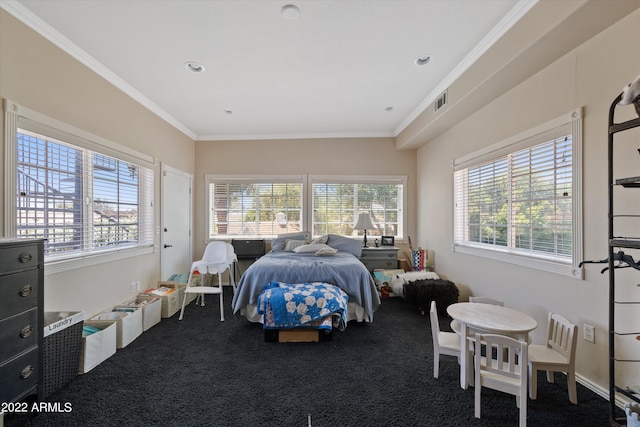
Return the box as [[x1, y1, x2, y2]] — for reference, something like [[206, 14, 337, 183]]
[[91, 307, 143, 349], [79, 320, 116, 374], [117, 297, 161, 331]]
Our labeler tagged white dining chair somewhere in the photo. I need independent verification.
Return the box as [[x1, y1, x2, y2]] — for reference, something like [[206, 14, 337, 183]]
[[528, 312, 578, 404], [430, 301, 461, 379], [474, 333, 528, 427], [179, 241, 234, 321]]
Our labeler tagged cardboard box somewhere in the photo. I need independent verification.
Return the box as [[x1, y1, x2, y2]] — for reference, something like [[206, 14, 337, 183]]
[[157, 280, 196, 305], [91, 307, 143, 349], [79, 320, 116, 374], [117, 297, 161, 331], [139, 287, 180, 318], [278, 329, 319, 343]]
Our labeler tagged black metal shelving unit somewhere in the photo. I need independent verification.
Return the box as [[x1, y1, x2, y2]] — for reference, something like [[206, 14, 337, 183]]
[[608, 95, 640, 426]]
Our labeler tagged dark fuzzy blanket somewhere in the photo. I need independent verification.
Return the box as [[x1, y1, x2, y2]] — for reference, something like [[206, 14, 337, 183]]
[[404, 279, 460, 315]]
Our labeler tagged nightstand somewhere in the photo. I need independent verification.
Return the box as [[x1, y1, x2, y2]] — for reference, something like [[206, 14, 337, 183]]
[[360, 246, 399, 272]]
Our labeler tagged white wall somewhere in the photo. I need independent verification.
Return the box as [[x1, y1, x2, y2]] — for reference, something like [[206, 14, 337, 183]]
[[0, 10, 195, 316], [416, 9, 640, 391]]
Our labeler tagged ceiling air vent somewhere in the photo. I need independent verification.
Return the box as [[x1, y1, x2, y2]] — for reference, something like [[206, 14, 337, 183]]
[[434, 90, 447, 112]]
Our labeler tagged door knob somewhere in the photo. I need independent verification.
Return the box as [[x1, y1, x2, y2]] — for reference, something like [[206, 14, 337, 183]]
[[164, 244, 173, 248]]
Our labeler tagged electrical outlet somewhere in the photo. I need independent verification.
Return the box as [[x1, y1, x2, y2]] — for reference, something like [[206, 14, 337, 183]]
[[584, 324, 595, 343], [130, 281, 137, 293]]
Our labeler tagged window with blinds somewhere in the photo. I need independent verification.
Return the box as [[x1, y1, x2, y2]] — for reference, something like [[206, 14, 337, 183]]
[[453, 110, 582, 278], [206, 174, 407, 241], [310, 177, 405, 238], [207, 177, 303, 238], [15, 129, 155, 259]]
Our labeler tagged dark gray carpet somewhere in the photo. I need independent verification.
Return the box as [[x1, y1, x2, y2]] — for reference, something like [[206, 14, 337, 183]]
[[6, 294, 610, 426]]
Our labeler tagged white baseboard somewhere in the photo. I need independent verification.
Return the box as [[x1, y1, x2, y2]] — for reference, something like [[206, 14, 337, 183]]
[[576, 373, 630, 410]]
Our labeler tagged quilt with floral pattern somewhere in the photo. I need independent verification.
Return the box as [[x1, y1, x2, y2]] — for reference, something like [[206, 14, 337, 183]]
[[258, 281, 349, 331]]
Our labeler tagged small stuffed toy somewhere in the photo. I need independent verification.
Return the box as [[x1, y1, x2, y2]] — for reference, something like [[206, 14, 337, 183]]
[[619, 73, 640, 117]]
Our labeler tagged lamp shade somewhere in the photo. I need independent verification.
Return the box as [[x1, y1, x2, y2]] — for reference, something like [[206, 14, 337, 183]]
[[354, 213, 375, 230]]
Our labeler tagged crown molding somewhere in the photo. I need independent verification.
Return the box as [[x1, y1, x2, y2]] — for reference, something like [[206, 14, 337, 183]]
[[1, 0, 197, 140], [393, 0, 538, 136], [196, 130, 395, 142]]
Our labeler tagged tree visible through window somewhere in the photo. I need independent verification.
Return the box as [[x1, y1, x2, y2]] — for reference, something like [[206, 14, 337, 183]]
[[454, 128, 574, 263], [207, 175, 406, 240], [209, 181, 303, 238], [312, 182, 403, 238]]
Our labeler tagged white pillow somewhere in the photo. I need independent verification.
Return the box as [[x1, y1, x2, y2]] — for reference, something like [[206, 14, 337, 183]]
[[284, 239, 307, 251], [292, 243, 333, 254], [311, 234, 329, 244], [270, 231, 311, 251], [315, 246, 337, 256]]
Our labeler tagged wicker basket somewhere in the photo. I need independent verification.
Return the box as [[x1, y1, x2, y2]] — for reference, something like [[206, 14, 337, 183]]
[[43, 311, 84, 398]]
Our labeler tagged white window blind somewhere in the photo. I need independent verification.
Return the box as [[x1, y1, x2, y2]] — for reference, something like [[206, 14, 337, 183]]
[[453, 110, 582, 278], [207, 176, 303, 238], [206, 174, 407, 241], [15, 129, 155, 259], [310, 176, 405, 239], [4, 100, 156, 271]]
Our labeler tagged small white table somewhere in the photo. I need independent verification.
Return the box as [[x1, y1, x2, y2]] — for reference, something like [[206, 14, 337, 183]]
[[446, 302, 537, 389]]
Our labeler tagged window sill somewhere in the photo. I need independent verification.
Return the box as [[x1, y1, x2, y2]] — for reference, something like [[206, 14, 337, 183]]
[[452, 244, 582, 279], [44, 245, 155, 275]]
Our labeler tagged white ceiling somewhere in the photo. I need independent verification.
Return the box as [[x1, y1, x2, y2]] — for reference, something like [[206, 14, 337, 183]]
[[6, 0, 530, 141]]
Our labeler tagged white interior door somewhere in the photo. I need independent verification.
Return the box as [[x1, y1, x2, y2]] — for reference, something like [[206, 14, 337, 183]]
[[161, 164, 192, 280]]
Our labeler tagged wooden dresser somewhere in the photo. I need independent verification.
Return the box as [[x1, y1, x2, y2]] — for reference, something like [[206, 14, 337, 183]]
[[359, 246, 398, 272], [0, 238, 44, 404]]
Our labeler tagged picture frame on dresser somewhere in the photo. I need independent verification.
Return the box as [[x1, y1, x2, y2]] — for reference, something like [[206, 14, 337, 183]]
[[381, 236, 394, 246]]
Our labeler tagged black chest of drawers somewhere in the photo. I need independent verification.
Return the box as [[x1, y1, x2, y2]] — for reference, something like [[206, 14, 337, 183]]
[[0, 238, 44, 404]]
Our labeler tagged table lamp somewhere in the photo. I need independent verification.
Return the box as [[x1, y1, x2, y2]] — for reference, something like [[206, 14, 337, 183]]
[[354, 213, 375, 247]]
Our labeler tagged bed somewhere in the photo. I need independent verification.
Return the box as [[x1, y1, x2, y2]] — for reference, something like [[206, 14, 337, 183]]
[[231, 233, 380, 324]]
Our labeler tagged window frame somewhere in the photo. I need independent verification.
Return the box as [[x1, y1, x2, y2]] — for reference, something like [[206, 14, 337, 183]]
[[452, 109, 583, 279], [307, 174, 407, 240], [205, 174, 408, 243], [4, 99, 157, 275], [205, 174, 305, 242]]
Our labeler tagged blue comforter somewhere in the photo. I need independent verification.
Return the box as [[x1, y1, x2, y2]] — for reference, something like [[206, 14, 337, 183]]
[[231, 251, 379, 321]]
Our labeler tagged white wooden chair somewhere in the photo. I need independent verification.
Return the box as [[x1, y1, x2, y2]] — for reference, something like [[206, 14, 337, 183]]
[[469, 296, 504, 306], [430, 301, 461, 379], [528, 312, 578, 404], [179, 241, 235, 322], [474, 333, 528, 427]]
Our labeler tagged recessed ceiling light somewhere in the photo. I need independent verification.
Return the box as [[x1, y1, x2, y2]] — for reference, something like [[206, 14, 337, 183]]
[[184, 61, 205, 73], [384, 107, 394, 112], [224, 109, 233, 115], [415, 55, 432, 66], [281, 4, 300, 19]]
